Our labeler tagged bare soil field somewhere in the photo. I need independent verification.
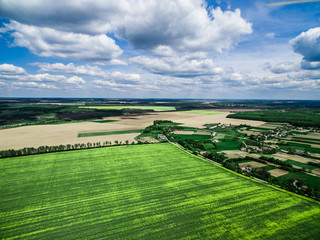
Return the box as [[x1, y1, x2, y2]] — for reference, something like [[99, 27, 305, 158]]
[[138, 137, 159, 143], [292, 133, 320, 140], [268, 169, 289, 177], [220, 150, 261, 159], [312, 168, 320, 176], [220, 150, 249, 158], [173, 131, 196, 135], [0, 111, 265, 150], [240, 161, 267, 168], [239, 130, 260, 136], [272, 153, 315, 164], [310, 153, 320, 159]]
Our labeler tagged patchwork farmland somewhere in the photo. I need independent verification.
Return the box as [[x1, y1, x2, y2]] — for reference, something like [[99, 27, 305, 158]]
[[1, 143, 319, 239]]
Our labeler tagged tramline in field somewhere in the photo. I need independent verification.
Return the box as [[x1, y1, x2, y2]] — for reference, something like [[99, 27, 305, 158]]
[[1, 143, 320, 239]]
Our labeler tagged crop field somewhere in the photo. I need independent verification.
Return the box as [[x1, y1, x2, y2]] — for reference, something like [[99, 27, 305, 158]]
[[277, 171, 320, 188], [285, 160, 317, 170], [80, 105, 176, 111], [0, 111, 266, 150], [78, 129, 143, 138], [1, 143, 319, 239], [91, 119, 119, 123], [180, 110, 225, 115]]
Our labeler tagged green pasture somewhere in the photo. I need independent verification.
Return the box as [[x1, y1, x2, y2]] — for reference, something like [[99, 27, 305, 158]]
[[285, 160, 317, 170], [290, 137, 320, 145], [80, 106, 176, 111], [180, 110, 225, 115], [172, 134, 212, 141], [216, 141, 241, 151], [92, 119, 119, 123], [286, 142, 320, 154], [277, 171, 320, 188], [1, 143, 320, 239], [78, 129, 143, 137]]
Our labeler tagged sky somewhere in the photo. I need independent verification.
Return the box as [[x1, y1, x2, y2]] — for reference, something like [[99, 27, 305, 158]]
[[0, 0, 319, 99]]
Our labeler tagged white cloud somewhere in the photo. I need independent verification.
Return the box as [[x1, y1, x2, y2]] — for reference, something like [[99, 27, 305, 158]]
[[264, 61, 299, 74], [3, 21, 122, 64], [117, 4, 252, 54], [131, 56, 224, 77], [0, 64, 26, 75], [0, 0, 252, 55], [301, 60, 320, 70], [290, 27, 320, 62], [265, 32, 276, 39], [13, 81, 58, 89], [230, 73, 243, 81], [33, 62, 140, 83], [34, 63, 103, 76], [66, 76, 86, 84]]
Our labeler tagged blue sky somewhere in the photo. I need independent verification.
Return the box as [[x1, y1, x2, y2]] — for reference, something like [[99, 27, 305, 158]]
[[0, 0, 319, 99]]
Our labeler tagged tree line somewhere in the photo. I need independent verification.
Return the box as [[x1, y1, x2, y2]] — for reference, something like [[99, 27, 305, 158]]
[[0, 140, 134, 158]]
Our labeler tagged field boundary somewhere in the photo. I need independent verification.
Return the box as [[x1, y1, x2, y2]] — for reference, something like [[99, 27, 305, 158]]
[[169, 142, 320, 204]]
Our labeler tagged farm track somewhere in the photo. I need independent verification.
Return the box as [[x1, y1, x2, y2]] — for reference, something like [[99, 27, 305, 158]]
[[1, 143, 319, 239]]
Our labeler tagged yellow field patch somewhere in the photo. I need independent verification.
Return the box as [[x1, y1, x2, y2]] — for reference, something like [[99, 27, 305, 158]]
[[240, 161, 267, 168], [269, 169, 289, 177], [138, 137, 159, 143], [272, 153, 314, 164]]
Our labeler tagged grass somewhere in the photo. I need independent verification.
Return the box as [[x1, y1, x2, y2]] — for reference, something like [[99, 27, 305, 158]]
[[286, 142, 320, 154], [172, 134, 212, 141], [80, 106, 176, 111], [289, 131, 309, 135], [285, 160, 317, 170], [180, 110, 225, 115], [290, 137, 320, 145], [78, 129, 143, 137], [216, 141, 241, 151], [1, 143, 320, 239], [92, 120, 119, 123], [277, 171, 320, 188]]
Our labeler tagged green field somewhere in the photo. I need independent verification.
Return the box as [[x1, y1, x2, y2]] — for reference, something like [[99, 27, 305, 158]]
[[78, 129, 143, 137], [92, 119, 119, 123], [1, 143, 320, 239], [286, 160, 317, 170], [181, 110, 225, 115], [80, 106, 176, 111], [172, 134, 212, 140]]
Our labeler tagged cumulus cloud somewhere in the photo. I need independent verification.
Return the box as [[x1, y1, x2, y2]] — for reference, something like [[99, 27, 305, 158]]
[[116, 4, 252, 53], [33, 62, 140, 83], [2, 21, 122, 64], [0, 63, 87, 90], [34, 63, 103, 76], [290, 27, 320, 62], [0, 0, 252, 55], [0, 63, 141, 91], [65, 76, 86, 84], [301, 60, 320, 70], [131, 56, 224, 77], [264, 61, 299, 74], [13, 81, 58, 89], [0, 64, 26, 75]]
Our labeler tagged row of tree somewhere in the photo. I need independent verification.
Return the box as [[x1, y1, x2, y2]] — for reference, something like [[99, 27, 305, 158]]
[[0, 140, 135, 158]]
